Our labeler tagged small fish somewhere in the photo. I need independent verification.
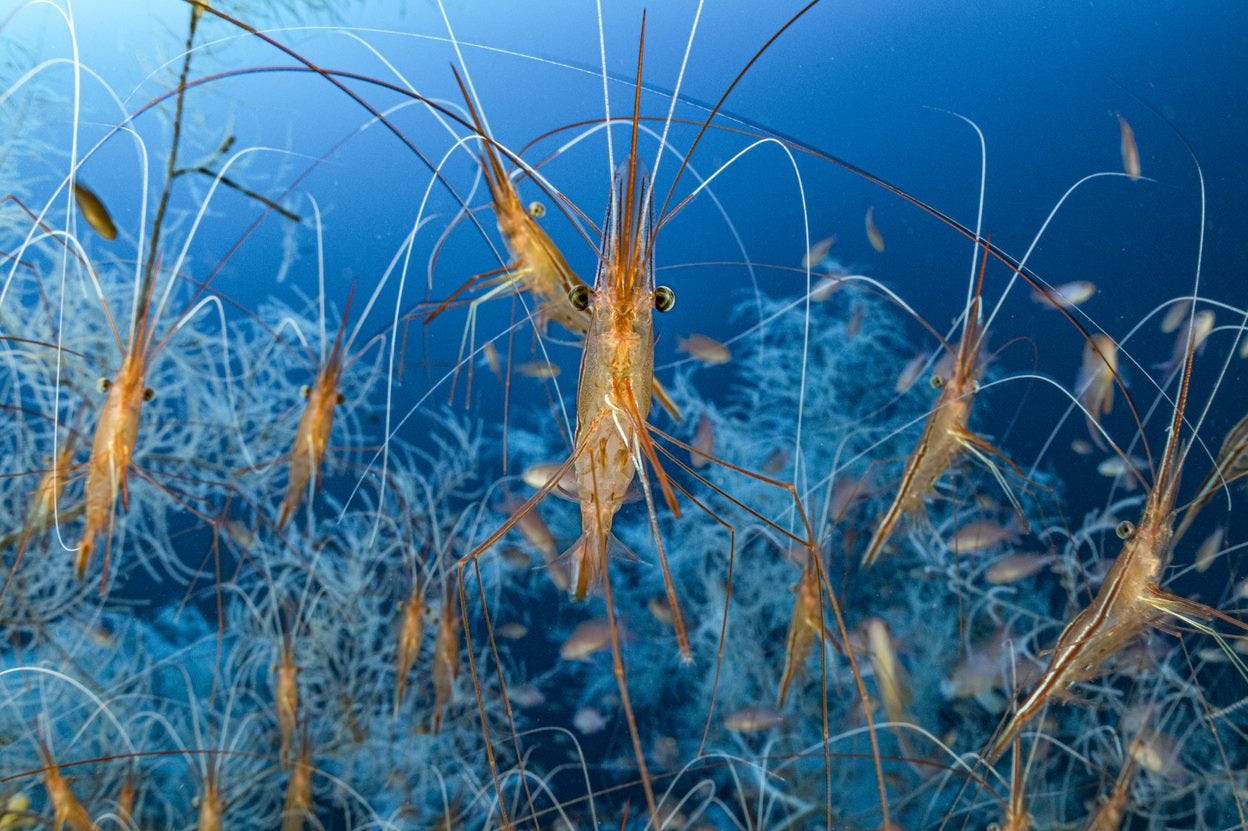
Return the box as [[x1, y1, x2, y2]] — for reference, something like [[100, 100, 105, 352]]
[[73, 181, 118, 241], [497, 622, 529, 640], [948, 521, 1017, 554], [1129, 732, 1180, 779], [559, 618, 614, 661], [648, 596, 674, 627], [516, 360, 560, 379], [1031, 280, 1096, 309], [482, 341, 502, 378], [508, 684, 545, 708], [1160, 299, 1193, 334], [1118, 113, 1141, 181], [1076, 334, 1118, 447], [845, 304, 865, 338], [985, 553, 1052, 585], [573, 706, 608, 734], [1070, 439, 1094, 456], [678, 334, 731, 366], [1194, 526, 1223, 574], [864, 205, 885, 253], [522, 462, 578, 500], [895, 353, 927, 395], [1096, 455, 1146, 483], [498, 547, 530, 568], [828, 472, 873, 523], [690, 414, 714, 469], [802, 235, 836, 269], [724, 706, 786, 734], [809, 273, 846, 302], [763, 449, 788, 476], [1161, 309, 1214, 373], [864, 618, 909, 727]]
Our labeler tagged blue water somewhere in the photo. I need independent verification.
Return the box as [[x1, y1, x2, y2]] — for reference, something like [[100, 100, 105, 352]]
[[1, 1, 1246, 828]]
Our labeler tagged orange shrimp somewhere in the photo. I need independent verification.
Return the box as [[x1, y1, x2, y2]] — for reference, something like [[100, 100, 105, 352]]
[[862, 241, 1017, 567], [393, 581, 428, 718], [77, 302, 156, 586], [426, 66, 683, 420], [777, 554, 826, 707], [986, 302, 1234, 762], [196, 766, 224, 831], [276, 292, 353, 531], [274, 629, 300, 768], [1082, 752, 1137, 831], [431, 577, 460, 735], [282, 738, 315, 831], [36, 739, 98, 831]]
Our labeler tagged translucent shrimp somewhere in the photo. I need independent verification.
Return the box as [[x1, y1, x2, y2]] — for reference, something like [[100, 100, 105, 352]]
[[36, 737, 99, 831], [275, 294, 352, 531], [430, 576, 460, 735], [985, 165, 1246, 764], [426, 59, 683, 419], [862, 239, 1023, 567]]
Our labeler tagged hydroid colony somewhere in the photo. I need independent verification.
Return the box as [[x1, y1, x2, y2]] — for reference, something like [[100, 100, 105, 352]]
[[1, 1, 1246, 829]]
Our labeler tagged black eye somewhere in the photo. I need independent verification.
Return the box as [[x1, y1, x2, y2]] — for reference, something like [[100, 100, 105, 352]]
[[1116, 520, 1136, 540], [300, 385, 311, 399], [143, 387, 155, 402], [336, 392, 345, 405], [930, 374, 944, 389], [568, 284, 591, 312], [97, 378, 111, 393], [654, 285, 675, 313], [527, 200, 546, 219]]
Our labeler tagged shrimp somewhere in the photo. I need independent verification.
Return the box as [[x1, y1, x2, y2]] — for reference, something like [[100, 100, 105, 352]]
[[36, 738, 98, 831], [76, 299, 155, 586], [431, 576, 460, 735], [862, 238, 1024, 567], [392, 580, 428, 719], [275, 301, 349, 531], [281, 738, 315, 831], [425, 62, 683, 420], [274, 629, 300, 768], [777, 553, 826, 707], [986, 213, 1243, 764]]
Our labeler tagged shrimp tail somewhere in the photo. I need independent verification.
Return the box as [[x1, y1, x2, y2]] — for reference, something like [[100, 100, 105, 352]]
[[560, 532, 643, 603]]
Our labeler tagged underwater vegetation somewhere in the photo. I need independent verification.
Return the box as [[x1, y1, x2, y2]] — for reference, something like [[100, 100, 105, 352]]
[[1, 0, 1247, 828]]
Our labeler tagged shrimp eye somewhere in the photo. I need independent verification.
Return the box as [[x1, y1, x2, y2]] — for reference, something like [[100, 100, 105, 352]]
[[143, 387, 155, 402], [336, 392, 345, 405], [568, 284, 591, 312], [654, 285, 675, 313], [300, 385, 311, 399], [930, 374, 944, 389], [1116, 520, 1136, 540], [527, 200, 546, 219], [97, 377, 111, 393]]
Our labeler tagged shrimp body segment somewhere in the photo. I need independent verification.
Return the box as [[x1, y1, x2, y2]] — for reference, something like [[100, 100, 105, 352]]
[[78, 348, 148, 580]]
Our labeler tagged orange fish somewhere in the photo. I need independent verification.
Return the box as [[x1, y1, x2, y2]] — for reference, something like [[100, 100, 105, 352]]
[[73, 181, 118, 241]]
